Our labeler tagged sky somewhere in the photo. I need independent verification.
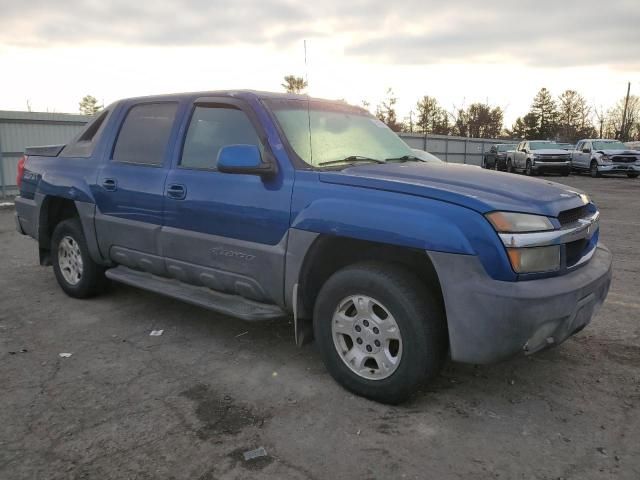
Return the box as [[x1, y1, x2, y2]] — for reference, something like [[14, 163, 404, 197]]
[[1, 0, 639, 126]]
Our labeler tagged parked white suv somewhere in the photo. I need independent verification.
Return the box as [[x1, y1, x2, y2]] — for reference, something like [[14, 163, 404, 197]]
[[571, 139, 640, 178], [506, 140, 571, 176]]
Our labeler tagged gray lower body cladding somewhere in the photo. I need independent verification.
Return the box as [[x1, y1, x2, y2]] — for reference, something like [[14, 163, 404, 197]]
[[428, 245, 612, 364]]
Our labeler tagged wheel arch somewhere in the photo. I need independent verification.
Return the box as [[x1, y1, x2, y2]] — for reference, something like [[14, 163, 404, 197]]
[[294, 234, 446, 326], [37, 196, 104, 266]]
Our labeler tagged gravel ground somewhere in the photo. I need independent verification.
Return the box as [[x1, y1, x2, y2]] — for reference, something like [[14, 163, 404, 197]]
[[1, 175, 639, 480]]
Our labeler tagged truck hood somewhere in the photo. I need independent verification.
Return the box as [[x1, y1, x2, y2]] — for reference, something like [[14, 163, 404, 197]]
[[532, 149, 571, 155], [596, 149, 640, 156], [319, 162, 587, 217]]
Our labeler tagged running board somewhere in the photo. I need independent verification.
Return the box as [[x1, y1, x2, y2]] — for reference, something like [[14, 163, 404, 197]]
[[105, 266, 286, 321]]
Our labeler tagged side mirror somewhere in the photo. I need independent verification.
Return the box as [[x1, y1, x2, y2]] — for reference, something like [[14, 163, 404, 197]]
[[582, 148, 591, 153], [217, 144, 277, 176]]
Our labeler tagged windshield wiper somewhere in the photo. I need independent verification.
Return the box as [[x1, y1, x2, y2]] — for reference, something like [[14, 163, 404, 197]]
[[318, 156, 385, 167], [385, 155, 422, 162]]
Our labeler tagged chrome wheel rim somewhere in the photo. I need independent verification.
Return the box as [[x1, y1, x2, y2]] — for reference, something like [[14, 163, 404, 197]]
[[58, 236, 83, 285], [331, 295, 403, 380]]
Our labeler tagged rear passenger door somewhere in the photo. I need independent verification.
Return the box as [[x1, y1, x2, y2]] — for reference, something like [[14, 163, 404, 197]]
[[161, 98, 294, 306], [94, 102, 180, 275]]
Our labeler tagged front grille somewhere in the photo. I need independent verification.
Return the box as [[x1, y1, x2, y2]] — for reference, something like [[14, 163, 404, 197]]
[[611, 156, 636, 163], [558, 205, 588, 226], [537, 155, 570, 162], [565, 238, 588, 266]]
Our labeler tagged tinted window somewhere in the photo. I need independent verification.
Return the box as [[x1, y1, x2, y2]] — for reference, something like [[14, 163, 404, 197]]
[[180, 106, 261, 170], [113, 103, 178, 165], [61, 109, 111, 158]]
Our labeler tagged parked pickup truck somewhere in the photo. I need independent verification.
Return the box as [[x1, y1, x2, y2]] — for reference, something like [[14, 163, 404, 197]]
[[506, 140, 572, 176], [571, 139, 640, 178], [482, 143, 517, 171], [15, 91, 612, 404]]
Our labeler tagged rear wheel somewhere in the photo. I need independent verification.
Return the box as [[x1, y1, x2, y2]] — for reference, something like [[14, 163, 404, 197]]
[[627, 173, 638, 178], [314, 262, 447, 404], [590, 161, 600, 178], [51, 218, 108, 298]]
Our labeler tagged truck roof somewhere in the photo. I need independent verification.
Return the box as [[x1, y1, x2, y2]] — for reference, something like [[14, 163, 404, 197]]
[[112, 90, 333, 105]]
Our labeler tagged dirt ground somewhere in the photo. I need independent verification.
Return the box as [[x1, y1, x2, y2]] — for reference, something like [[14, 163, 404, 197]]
[[1, 174, 639, 480]]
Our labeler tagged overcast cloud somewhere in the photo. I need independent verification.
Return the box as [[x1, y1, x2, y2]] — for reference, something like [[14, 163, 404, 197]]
[[1, 0, 638, 68]]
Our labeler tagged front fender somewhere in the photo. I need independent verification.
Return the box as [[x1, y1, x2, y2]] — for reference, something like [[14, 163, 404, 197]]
[[290, 187, 516, 282]]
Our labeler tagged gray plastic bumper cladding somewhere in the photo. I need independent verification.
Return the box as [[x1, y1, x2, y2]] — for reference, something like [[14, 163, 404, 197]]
[[428, 245, 612, 364]]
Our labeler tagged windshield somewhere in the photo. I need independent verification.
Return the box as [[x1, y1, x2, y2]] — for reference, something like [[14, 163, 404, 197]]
[[497, 144, 516, 152], [266, 99, 413, 167], [529, 141, 560, 150], [411, 148, 444, 162], [593, 140, 628, 150]]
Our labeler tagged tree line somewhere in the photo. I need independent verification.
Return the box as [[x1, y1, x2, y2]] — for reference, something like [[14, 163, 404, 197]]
[[281, 75, 640, 142], [75, 77, 640, 143]]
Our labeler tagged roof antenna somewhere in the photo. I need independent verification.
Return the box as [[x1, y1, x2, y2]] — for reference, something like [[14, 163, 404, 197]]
[[304, 39, 313, 164]]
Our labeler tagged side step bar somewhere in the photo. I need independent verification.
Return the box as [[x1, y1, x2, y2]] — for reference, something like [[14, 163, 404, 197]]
[[105, 266, 286, 321]]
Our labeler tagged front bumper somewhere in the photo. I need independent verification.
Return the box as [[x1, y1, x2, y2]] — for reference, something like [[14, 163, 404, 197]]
[[532, 160, 571, 172], [599, 164, 640, 173], [428, 245, 612, 364]]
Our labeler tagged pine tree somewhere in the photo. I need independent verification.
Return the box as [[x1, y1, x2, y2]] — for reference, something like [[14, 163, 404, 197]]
[[79, 95, 103, 115], [281, 75, 308, 94], [529, 88, 558, 139]]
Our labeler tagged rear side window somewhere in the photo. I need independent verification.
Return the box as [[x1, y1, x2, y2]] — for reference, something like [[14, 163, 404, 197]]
[[180, 106, 261, 170], [113, 103, 178, 166], [61, 109, 111, 158]]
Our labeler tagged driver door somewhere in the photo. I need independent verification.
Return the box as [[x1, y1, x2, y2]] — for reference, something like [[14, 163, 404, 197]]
[[160, 98, 294, 305]]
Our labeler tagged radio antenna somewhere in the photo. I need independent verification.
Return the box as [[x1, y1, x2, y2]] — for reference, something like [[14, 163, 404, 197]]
[[304, 39, 313, 163]]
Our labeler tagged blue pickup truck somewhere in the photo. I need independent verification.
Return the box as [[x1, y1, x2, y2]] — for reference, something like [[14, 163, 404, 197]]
[[15, 91, 612, 403]]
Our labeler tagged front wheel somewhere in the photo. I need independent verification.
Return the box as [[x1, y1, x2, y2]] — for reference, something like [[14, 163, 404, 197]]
[[52, 218, 108, 298], [590, 161, 600, 178], [314, 262, 447, 404], [627, 173, 639, 178], [525, 160, 533, 176], [506, 160, 514, 173]]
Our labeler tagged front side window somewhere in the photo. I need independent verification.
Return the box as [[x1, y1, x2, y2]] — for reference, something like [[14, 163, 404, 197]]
[[112, 102, 178, 166], [266, 99, 413, 167], [180, 106, 261, 170]]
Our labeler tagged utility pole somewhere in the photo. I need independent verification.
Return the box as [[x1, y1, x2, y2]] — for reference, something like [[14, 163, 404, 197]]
[[620, 81, 631, 141]]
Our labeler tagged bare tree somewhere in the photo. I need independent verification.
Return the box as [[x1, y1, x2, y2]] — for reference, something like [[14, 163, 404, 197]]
[[557, 90, 595, 142], [375, 88, 402, 132]]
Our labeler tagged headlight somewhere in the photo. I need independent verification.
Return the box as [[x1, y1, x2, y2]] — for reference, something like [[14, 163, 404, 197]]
[[486, 212, 554, 233], [507, 246, 561, 273], [600, 155, 611, 163]]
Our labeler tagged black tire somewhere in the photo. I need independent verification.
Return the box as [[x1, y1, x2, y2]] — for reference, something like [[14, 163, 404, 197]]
[[313, 262, 447, 404], [525, 160, 533, 176], [561, 169, 570, 177], [590, 161, 600, 178], [627, 173, 638, 178], [506, 160, 514, 173], [494, 160, 500, 171], [51, 218, 108, 298]]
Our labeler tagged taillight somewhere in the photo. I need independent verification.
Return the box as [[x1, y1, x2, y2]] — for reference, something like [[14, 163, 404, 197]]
[[16, 155, 26, 189]]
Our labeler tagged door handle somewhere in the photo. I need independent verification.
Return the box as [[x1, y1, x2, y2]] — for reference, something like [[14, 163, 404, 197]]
[[166, 183, 186, 200], [102, 178, 117, 191]]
